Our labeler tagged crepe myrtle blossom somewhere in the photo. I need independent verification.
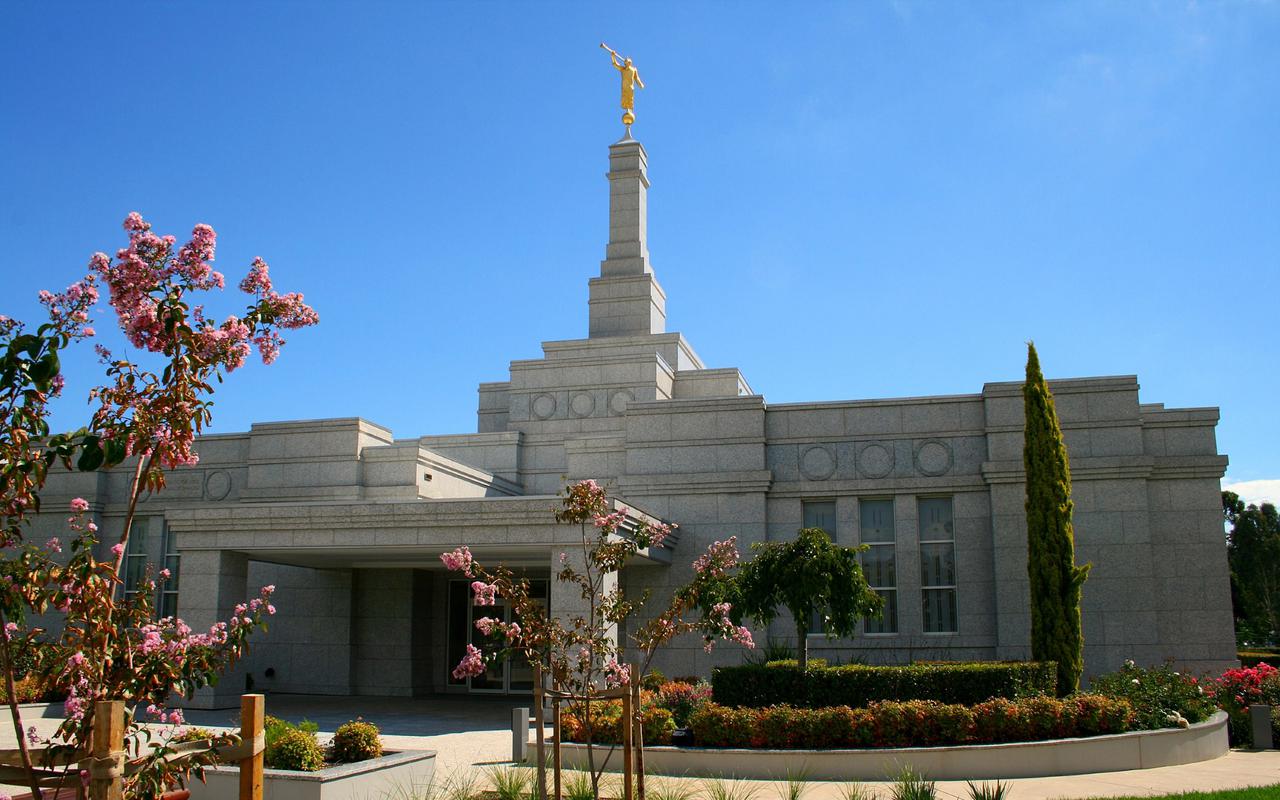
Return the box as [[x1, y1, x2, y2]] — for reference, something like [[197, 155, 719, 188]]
[[692, 536, 739, 577], [439, 546, 474, 577], [452, 644, 486, 680], [604, 657, 631, 688], [471, 580, 499, 606]]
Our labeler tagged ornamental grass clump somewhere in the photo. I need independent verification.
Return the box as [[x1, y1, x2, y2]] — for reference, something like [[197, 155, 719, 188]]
[[332, 718, 383, 762]]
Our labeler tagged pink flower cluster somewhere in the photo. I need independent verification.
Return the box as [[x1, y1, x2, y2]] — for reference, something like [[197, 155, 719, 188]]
[[474, 616, 521, 642], [604, 657, 631, 688], [706, 601, 754, 652], [693, 536, 739, 577], [452, 643, 486, 680], [36, 277, 99, 341], [471, 580, 498, 606], [440, 546, 474, 577], [193, 314, 253, 372]]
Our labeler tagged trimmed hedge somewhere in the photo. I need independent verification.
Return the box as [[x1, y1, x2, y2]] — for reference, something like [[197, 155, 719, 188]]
[[560, 697, 676, 745], [711, 660, 1057, 708], [688, 694, 1134, 749]]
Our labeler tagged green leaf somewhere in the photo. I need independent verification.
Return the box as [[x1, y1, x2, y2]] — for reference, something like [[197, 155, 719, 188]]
[[77, 438, 104, 472]]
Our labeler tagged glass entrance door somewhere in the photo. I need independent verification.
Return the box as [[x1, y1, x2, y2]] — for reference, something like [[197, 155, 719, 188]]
[[447, 578, 548, 695]]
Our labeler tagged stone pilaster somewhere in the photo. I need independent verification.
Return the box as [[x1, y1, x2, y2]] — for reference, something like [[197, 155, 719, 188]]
[[589, 135, 667, 338]]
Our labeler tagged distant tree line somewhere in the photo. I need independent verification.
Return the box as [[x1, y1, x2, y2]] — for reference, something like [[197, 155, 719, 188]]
[[1225, 490, 1280, 646]]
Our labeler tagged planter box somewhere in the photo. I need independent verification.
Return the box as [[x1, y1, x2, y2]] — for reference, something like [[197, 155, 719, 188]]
[[543, 711, 1229, 781], [186, 750, 435, 800]]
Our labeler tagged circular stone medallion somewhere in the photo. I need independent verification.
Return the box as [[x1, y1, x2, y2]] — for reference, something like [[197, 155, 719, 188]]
[[531, 394, 557, 420], [857, 443, 895, 479], [609, 389, 634, 416], [570, 392, 596, 418], [205, 470, 233, 501], [915, 439, 954, 477], [799, 445, 837, 481]]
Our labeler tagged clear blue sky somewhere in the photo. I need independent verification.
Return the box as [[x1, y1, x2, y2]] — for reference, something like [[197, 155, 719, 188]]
[[2, 2, 1276, 501]]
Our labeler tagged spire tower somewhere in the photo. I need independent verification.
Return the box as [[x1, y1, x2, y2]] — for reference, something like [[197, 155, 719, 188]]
[[588, 134, 667, 338]]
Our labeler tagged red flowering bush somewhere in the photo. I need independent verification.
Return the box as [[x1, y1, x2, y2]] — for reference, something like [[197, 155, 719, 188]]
[[1211, 662, 1280, 746], [688, 695, 1134, 749], [653, 680, 712, 727]]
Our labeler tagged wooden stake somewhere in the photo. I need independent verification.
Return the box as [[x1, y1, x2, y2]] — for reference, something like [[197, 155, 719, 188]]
[[89, 701, 124, 800], [238, 694, 264, 800], [622, 681, 633, 800], [533, 664, 546, 800], [631, 664, 645, 800], [552, 697, 562, 800]]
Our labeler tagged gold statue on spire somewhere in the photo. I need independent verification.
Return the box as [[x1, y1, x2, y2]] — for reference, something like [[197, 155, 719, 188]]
[[600, 43, 644, 128]]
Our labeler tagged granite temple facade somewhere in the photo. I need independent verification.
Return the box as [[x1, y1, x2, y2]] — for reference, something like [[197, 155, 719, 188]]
[[32, 134, 1236, 706]]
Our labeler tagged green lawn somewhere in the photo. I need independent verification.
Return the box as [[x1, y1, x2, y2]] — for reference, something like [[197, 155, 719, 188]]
[[1075, 786, 1280, 800]]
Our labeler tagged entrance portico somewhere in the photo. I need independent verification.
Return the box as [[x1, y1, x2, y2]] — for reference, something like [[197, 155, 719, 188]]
[[167, 495, 674, 708]]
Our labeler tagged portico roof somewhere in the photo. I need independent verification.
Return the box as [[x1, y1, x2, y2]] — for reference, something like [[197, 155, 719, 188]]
[[164, 494, 676, 569]]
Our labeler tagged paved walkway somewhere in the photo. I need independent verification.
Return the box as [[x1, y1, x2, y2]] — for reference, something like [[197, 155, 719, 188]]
[[5, 694, 1280, 798]]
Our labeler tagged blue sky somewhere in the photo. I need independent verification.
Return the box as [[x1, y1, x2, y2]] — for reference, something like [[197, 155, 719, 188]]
[[1, 2, 1276, 504]]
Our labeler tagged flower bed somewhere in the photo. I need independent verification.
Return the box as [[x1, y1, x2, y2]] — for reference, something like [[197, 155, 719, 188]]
[[710, 660, 1057, 709], [687, 694, 1132, 749], [545, 712, 1228, 781]]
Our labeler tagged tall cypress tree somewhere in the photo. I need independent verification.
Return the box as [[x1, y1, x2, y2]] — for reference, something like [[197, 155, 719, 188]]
[[1024, 342, 1091, 695]]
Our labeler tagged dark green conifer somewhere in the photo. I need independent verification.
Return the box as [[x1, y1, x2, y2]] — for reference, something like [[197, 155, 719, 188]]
[[1024, 342, 1091, 694]]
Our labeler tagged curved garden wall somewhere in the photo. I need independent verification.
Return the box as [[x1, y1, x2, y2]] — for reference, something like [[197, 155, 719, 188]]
[[549, 711, 1228, 781]]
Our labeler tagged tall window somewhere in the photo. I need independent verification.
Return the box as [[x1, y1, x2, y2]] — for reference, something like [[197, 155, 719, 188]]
[[860, 499, 897, 634], [919, 497, 957, 633], [802, 501, 837, 634], [158, 524, 180, 618], [121, 517, 150, 602], [802, 500, 836, 534]]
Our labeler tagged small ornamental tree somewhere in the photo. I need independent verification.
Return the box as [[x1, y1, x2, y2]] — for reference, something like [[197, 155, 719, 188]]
[[1023, 342, 1090, 695], [733, 527, 883, 671], [440, 480, 752, 799], [0, 212, 317, 798]]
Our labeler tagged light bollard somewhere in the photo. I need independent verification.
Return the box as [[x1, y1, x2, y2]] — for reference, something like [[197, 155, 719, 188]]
[[513, 707, 531, 762], [1250, 705, 1273, 749]]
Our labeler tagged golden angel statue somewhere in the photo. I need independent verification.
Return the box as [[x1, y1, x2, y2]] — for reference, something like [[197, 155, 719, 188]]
[[600, 43, 644, 126]]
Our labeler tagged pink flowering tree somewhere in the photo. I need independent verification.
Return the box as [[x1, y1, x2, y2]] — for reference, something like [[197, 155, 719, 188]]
[[0, 212, 317, 799], [440, 479, 751, 798]]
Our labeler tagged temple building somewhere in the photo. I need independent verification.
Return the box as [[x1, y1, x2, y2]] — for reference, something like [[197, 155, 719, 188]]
[[34, 132, 1236, 707]]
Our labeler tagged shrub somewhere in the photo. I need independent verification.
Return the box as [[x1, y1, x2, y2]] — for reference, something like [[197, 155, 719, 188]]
[[1210, 662, 1280, 746], [711, 661, 1057, 708], [559, 695, 675, 745], [1091, 660, 1217, 731], [266, 728, 324, 771], [640, 669, 667, 691], [332, 719, 382, 762], [687, 694, 1133, 749], [654, 681, 713, 727]]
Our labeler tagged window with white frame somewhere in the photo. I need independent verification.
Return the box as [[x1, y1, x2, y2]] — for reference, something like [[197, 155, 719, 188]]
[[860, 499, 897, 634], [158, 523, 180, 618], [919, 497, 957, 633], [121, 517, 151, 602], [802, 500, 837, 634]]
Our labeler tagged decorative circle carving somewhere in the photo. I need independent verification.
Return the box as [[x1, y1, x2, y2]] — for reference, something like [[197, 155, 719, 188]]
[[799, 445, 837, 481], [858, 443, 894, 479], [915, 439, 954, 477], [608, 389, 634, 416], [205, 470, 232, 501], [569, 392, 596, 418], [531, 394, 557, 420]]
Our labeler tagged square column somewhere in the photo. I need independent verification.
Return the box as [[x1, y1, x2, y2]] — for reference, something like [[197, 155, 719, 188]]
[[177, 549, 250, 709]]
